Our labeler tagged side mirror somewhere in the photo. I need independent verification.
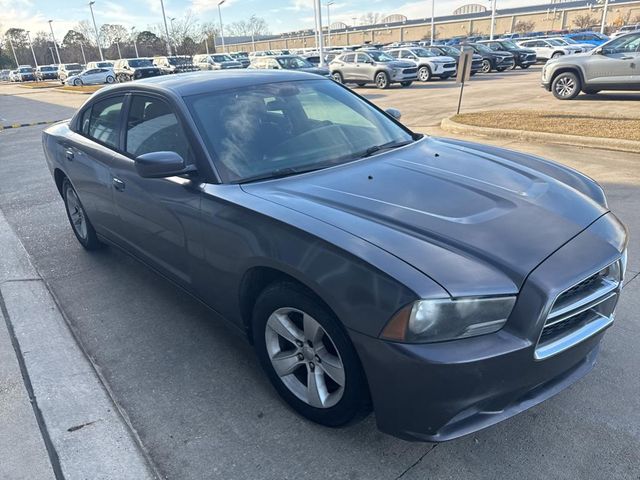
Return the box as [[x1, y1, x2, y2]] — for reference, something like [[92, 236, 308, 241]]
[[386, 108, 402, 120], [594, 47, 603, 55], [134, 151, 196, 179]]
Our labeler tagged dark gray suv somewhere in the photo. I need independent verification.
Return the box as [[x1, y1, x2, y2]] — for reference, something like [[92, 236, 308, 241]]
[[329, 50, 418, 88]]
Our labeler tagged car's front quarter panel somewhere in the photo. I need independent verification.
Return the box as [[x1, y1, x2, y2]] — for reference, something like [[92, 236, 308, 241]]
[[195, 183, 445, 338]]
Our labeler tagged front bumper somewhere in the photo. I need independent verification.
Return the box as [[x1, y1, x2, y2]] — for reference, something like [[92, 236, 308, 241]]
[[432, 63, 456, 77], [517, 55, 537, 66], [352, 213, 626, 442], [496, 57, 515, 68], [390, 69, 418, 82]]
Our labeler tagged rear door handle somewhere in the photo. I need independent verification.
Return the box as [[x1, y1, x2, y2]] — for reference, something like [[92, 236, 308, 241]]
[[112, 177, 125, 192]]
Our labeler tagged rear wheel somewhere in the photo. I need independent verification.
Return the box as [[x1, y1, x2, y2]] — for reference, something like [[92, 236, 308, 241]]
[[331, 71, 343, 84], [552, 72, 581, 100], [418, 66, 431, 82], [62, 179, 102, 250], [375, 71, 390, 89], [252, 283, 370, 427], [481, 59, 492, 73]]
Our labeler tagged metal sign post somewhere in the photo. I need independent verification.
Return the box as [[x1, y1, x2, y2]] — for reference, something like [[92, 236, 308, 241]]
[[456, 48, 473, 115]]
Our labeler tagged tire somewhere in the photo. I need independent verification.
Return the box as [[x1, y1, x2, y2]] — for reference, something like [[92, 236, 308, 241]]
[[252, 282, 370, 427], [73, 78, 81, 86], [62, 179, 102, 250], [418, 66, 431, 82], [106, 75, 115, 84], [481, 59, 492, 73], [552, 52, 563, 59], [331, 71, 343, 84], [400, 81, 413, 87], [375, 71, 390, 89], [551, 71, 581, 100]]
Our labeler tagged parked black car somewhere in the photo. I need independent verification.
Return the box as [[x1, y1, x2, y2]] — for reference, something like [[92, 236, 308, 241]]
[[153, 56, 199, 74], [478, 40, 537, 69], [465, 43, 516, 72], [35, 65, 59, 81], [429, 45, 484, 75], [42, 70, 627, 442], [113, 58, 162, 82]]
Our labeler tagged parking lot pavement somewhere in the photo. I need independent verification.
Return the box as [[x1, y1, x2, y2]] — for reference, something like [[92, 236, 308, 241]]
[[0, 78, 639, 479], [0, 83, 85, 125]]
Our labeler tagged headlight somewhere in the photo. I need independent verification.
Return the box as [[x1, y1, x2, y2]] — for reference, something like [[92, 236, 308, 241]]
[[496, 56, 505, 62], [381, 296, 516, 343]]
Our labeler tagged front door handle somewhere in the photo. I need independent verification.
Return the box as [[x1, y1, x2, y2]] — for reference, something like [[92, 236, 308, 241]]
[[65, 148, 74, 161], [112, 177, 125, 192]]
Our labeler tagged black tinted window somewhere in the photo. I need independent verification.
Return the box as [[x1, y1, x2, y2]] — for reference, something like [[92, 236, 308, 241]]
[[87, 96, 124, 148], [125, 96, 191, 162]]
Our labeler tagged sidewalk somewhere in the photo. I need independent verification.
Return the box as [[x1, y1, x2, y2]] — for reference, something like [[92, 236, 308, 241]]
[[0, 209, 157, 480]]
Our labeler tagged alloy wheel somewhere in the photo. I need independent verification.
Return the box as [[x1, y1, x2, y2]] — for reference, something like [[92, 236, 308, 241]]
[[481, 59, 491, 73], [331, 72, 343, 84], [554, 75, 576, 98], [265, 307, 345, 409], [375, 72, 389, 89], [65, 186, 88, 240], [418, 66, 431, 82]]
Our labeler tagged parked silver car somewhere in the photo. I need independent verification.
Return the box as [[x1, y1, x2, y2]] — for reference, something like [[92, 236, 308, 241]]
[[541, 32, 640, 99], [385, 47, 457, 81], [193, 54, 243, 70], [518, 38, 583, 61], [329, 51, 417, 89]]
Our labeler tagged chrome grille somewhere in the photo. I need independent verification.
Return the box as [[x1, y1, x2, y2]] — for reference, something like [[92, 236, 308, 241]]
[[535, 259, 623, 360]]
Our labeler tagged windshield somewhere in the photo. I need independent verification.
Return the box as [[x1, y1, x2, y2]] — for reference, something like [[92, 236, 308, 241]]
[[500, 41, 518, 49], [560, 38, 576, 44], [440, 46, 460, 56], [42, 66, 56, 71], [19, 68, 33, 73], [212, 55, 233, 62], [277, 56, 313, 69], [368, 51, 394, 62], [129, 59, 153, 67], [547, 39, 565, 46], [186, 79, 414, 183], [413, 47, 441, 57], [97, 62, 113, 67], [64, 64, 82, 70], [167, 57, 190, 65], [474, 44, 493, 54]]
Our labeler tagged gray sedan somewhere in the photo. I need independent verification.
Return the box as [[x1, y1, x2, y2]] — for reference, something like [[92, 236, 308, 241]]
[[42, 70, 627, 442]]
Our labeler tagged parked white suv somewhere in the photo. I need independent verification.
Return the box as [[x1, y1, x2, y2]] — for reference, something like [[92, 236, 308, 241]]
[[385, 47, 457, 81], [611, 24, 640, 38], [518, 38, 583, 61]]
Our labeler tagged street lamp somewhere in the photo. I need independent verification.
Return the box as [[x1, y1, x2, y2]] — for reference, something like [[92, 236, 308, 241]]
[[314, 0, 326, 67], [599, 0, 610, 34], [159, 0, 173, 55], [430, 0, 435, 45], [325, 1, 334, 49], [489, 0, 497, 40], [79, 41, 87, 64], [8, 36, 19, 67], [218, 0, 226, 53], [89, 1, 104, 61], [48, 20, 62, 64], [115, 38, 122, 59], [26, 31, 38, 67], [170, 17, 177, 54], [131, 26, 140, 57]]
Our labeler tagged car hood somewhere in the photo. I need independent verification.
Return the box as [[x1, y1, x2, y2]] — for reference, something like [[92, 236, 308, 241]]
[[242, 137, 607, 297], [490, 50, 514, 57], [421, 55, 456, 63], [381, 60, 415, 68], [299, 66, 330, 76]]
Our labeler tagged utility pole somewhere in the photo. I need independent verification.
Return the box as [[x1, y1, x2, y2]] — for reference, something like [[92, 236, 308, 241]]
[[89, 1, 104, 61], [326, 1, 334, 49], [26, 31, 38, 67], [115, 39, 122, 59], [430, 0, 435, 44], [131, 27, 139, 57], [80, 41, 87, 64], [48, 20, 62, 64], [489, 0, 497, 40], [49, 46, 55, 64], [8, 36, 19, 67], [314, 0, 326, 66], [218, 0, 226, 52], [159, 0, 173, 55], [170, 17, 177, 55], [313, 0, 319, 49], [600, 0, 610, 34]]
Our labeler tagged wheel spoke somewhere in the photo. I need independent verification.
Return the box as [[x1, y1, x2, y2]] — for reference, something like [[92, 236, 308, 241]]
[[268, 311, 303, 346], [307, 367, 328, 408], [271, 350, 303, 377], [316, 347, 345, 386], [303, 313, 323, 345]]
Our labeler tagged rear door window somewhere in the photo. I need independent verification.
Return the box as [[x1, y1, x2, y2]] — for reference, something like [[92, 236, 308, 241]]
[[87, 96, 125, 148]]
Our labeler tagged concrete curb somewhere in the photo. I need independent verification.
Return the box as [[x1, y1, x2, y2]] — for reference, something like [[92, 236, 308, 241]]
[[441, 117, 640, 154], [53, 87, 102, 95], [0, 210, 157, 480]]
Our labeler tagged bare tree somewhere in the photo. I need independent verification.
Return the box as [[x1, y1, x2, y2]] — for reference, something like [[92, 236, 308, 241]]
[[166, 11, 200, 55], [572, 14, 596, 29], [359, 12, 382, 25], [76, 20, 97, 47], [226, 15, 270, 38], [513, 20, 535, 33]]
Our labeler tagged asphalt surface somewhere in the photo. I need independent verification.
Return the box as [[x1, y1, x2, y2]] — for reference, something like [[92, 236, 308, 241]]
[[1, 72, 639, 479]]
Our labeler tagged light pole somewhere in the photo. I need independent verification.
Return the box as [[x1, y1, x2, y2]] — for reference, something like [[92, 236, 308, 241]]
[[489, 0, 497, 40], [218, 0, 226, 53], [80, 41, 87, 64], [89, 1, 104, 61], [325, 1, 334, 49], [8, 36, 19, 67], [26, 31, 38, 67], [314, 0, 326, 66], [115, 39, 122, 59], [170, 17, 177, 54], [48, 20, 62, 64], [131, 27, 139, 57], [48, 46, 55, 63], [599, 0, 610, 34], [313, 0, 319, 49], [159, 0, 173, 55], [430, 0, 435, 44]]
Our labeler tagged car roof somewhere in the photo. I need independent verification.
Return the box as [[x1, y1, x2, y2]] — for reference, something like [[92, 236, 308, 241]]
[[94, 70, 324, 97]]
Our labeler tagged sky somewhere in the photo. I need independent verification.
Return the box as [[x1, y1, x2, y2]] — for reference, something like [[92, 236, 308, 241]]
[[2, 0, 542, 38]]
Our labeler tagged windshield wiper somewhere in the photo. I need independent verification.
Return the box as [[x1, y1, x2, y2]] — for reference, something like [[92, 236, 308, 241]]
[[239, 166, 325, 184], [361, 140, 414, 158]]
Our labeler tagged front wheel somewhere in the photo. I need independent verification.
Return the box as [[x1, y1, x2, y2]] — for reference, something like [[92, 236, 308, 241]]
[[418, 66, 431, 82], [106, 75, 115, 84], [73, 78, 82, 86], [331, 71, 343, 84], [552, 52, 563, 59], [400, 81, 413, 87], [552, 72, 581, 100], [253, 283, 370, 427], [62, 179, 102, 250], [481, 59, 492, 73], [375, 71, 390, 89]]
